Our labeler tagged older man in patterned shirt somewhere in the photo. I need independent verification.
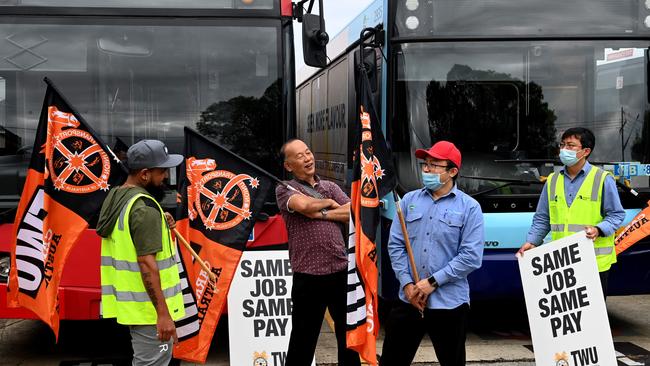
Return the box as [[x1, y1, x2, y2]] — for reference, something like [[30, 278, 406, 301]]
[[275, 139, 361, 366]]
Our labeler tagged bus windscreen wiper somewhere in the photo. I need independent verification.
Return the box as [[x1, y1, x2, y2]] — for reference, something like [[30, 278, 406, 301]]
[[484, 159, 643, 201], [494, 158, 613, 165], [461, 175, 544, 184], [460, 175, 543, 198]]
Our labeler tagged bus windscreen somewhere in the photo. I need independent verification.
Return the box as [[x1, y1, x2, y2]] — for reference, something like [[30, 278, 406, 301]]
[[0, 20, 283, 212], [393, 41, 650, 196]]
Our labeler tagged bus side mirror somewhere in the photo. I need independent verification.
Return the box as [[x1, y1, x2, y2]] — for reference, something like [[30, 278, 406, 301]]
[[302, 13, 329, 68]]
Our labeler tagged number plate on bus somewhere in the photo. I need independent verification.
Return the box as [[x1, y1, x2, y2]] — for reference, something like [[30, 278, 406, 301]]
[[614, 163, 650, 178]]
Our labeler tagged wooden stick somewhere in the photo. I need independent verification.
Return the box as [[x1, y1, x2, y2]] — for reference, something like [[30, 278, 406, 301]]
[[393, 192, 420, 284], [393, 191, 425, 318], [173, 228, 217, 285]]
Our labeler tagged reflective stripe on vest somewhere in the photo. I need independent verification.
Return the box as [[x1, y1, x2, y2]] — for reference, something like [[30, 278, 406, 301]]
[[595, 246, 614, 255], [102, 283, 182, 302], [118, 201, 129, 231], [549, 168, 606, 203], [550, 223, 595, 233], [100, 192, 184, 324], [591, 168, 605, 201], [100, 256, 177, 272], [547, 166, 617, 272], [549, 172, 560, 201]]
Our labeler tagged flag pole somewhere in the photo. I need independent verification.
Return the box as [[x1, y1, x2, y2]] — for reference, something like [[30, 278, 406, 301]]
[[393, 190, 425, 317], [173, 228, 217, 285], [392, 190, 420, 283]]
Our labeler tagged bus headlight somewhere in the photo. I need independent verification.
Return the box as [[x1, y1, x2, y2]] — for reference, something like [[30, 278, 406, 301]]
[[645, 15, 650, 28], [405, 0, 419, 11], [0, 256, 9, 283], [405, 16, 420, 30], [645, 0, 650, 10]]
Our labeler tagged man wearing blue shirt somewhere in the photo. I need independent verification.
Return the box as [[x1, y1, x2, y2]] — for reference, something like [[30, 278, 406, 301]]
[[518, 127, 625, 298], [380, 141, 484, 366]]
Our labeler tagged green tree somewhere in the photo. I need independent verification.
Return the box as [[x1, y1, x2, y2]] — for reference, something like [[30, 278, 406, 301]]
[[196, 79, 283, 178], [425, 64, 557, 159]]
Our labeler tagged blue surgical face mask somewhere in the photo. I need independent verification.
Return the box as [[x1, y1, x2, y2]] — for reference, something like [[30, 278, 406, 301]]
[[559, 148, 583, 167], [422, 172, 446, 191]]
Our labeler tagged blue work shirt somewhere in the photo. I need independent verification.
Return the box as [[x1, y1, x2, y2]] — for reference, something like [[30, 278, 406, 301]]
[[526, 161, 626, 245], [388, 185, 484, 309]]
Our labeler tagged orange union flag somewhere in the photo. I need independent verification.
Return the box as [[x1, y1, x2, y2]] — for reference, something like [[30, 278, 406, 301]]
[[8, 78, 126, 339], [346, 60, 396, 365], [615, 201, 650, 255], [173, 127, 274, 363]]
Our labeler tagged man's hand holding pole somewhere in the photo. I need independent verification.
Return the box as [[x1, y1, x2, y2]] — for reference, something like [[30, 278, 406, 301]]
[[393, 190, 427, 314]]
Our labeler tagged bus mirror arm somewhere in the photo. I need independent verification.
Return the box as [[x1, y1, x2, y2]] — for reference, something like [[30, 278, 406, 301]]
[[359, 26, 385, 50], [294, 0, 325, 30], [292, 3, 304, 22], [292, 0, 315, 22]]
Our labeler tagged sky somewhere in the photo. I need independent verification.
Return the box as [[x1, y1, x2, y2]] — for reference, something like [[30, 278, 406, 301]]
[[293, 0, 375, 76]]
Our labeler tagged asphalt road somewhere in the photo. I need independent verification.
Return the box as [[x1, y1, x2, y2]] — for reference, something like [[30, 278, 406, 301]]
[[1, 295, 649, 365]]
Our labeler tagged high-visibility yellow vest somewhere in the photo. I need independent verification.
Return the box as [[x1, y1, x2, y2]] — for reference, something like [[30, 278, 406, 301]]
[[547, 166, 617, 272], [100, 193, 184, 325]]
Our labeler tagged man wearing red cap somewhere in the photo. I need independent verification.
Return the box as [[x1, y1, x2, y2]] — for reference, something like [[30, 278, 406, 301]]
[[380, 141, 484, 366]]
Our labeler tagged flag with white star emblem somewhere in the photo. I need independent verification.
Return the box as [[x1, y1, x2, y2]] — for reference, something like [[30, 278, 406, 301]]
[[346, 58, 396, 365], [173, 127, 274, 363], [7, 78, 127, 339]]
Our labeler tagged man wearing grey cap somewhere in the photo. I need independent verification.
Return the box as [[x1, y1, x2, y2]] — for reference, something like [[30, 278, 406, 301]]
[[97, 139, 185, 366]]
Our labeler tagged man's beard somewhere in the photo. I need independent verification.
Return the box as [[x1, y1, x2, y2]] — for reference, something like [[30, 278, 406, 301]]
[[145, 181, 167, 202]]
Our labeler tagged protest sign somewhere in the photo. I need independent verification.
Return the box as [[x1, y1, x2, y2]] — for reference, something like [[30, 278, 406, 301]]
[[518, 231, 616, 366], [228, 250, 314, 366]]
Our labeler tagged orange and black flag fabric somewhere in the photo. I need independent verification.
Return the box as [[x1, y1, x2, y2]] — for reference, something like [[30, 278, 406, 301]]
[[8, 78, 126, 339], [346, 64, 396, 365], [615, 201, 650, 255], [173, 127, 274, 363]]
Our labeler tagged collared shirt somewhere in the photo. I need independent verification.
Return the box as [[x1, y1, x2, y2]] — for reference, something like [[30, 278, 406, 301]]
[[388, 185, 484, 309], [275, 176, 350, 275], [526, 161, 626, 245]]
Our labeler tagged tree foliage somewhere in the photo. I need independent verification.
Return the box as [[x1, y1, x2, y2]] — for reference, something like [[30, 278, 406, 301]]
[[425, 64, 558, 159], [196, 79, 282, 177]]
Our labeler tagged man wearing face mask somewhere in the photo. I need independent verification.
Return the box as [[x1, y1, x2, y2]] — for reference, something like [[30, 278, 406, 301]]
[[96, 139, 185, 366], [518, 127, 625, 298], [380, 141, 484, 366]]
